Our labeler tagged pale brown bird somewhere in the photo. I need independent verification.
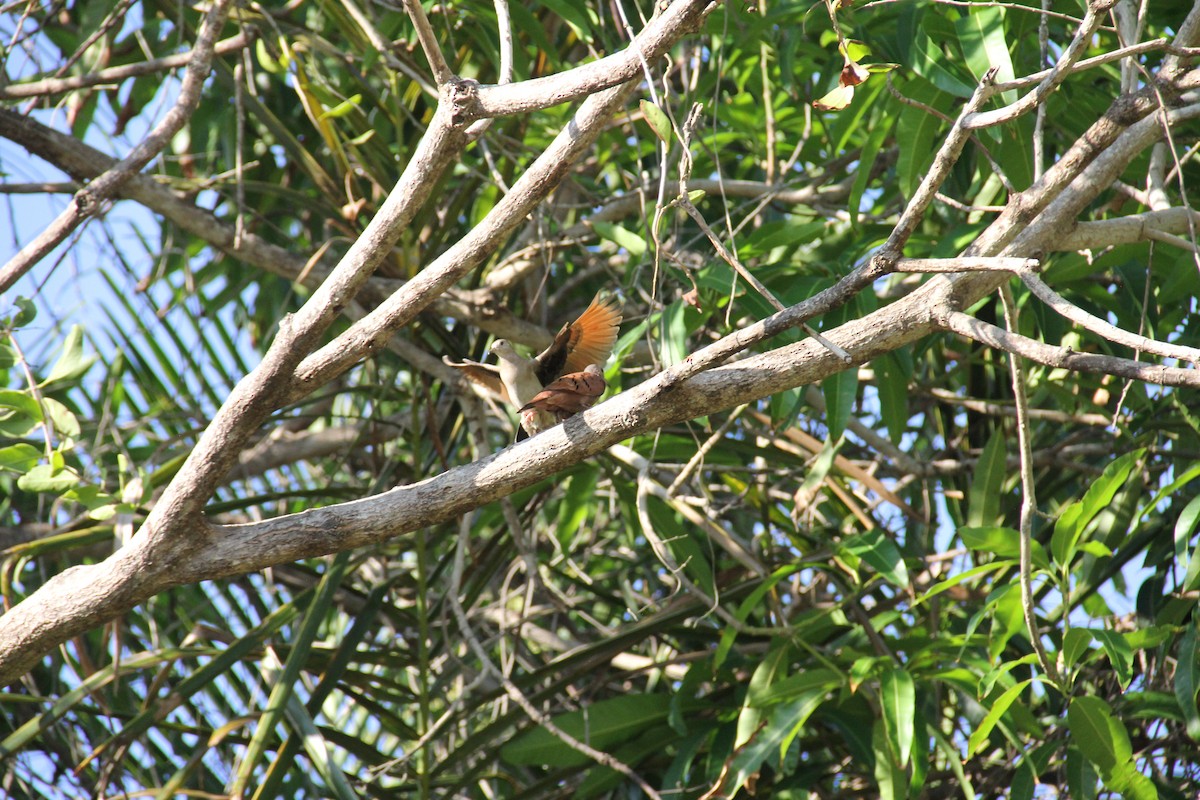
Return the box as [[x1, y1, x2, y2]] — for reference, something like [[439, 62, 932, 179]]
[[518, 363, 606, 430], [444, 293, 621, 435]]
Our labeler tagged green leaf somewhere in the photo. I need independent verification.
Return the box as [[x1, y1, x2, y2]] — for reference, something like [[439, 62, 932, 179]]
[[537, 0, 595, 39], [235, 554, 352, 799], [1011, 757, 1036, 800], [968, 430, 1006, 527], [822, 367, 857, 441], [1175, 493, 1200, 580], [592, 221, 647, 257], [968, 679, 1030, 756], [1091, 629, 1134, 690], [42, 397, 81, 439], [872, 717, 906, 800], [874, 353, 909, 444], [256, 38, 289, 74], [959, 526, 1049, 569], [955, 7, 1016, 95], [556, 465, 599, 546], [318, 94, 363, 120], [849, 103, 894, 228], [739, 640, 792, 745], [839, 529, 909, 587], [729, 691, 827, 794], [0, 389, 43, 422], [1052, 450, 1141, 567], [1062, 627, 1094, 670], [1068, 696, 1133, 784], [896, 92, 945, 197], [44, 325, 97, 385], [750, 667, 840, 707], [880, 667, 915, 767], [640, 100, 672, 143], [909, 22, 975, 97], [1175, 619, 1200, 740], [0, 443, 41, 473], [914, 560, 1016, 606], [1066, 745, 1100, 800], [986, 583, 1025, 661], [502, 694, 671, 766], [713, 565, 802, 672], [5, 296, 37, 328], [17, 462, 80, 493]]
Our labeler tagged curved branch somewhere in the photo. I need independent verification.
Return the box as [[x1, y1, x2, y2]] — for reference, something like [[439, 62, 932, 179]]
[[469, 0, 714, 117], [938, 309, 1200, 386]]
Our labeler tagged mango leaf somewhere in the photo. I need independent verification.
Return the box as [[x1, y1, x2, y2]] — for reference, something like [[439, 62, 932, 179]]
[[1068, 695, 1157, 800], [880, 667, 915, 767], [955, 7, 1016, 100], [739, 640, 792, 745], [968, 430, 1006, 527], [640, 100, 672, 143], [822, 366, 857, 441], [592, 221, 647, 257], [726, 690, 826, 795], [872, 718, 906, 800], [1052, 450, 1141, 567], [839, 529, 909, 587], [959, 525, 1049, 570], [1175, 620, 1200, 740], [502, 694, 671, 766], [968, 679, 1031, 756], [1175, 493, 1200, 579]]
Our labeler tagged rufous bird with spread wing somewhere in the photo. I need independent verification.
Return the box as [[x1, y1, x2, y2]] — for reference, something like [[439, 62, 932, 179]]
[[444, 293, 621, 436]]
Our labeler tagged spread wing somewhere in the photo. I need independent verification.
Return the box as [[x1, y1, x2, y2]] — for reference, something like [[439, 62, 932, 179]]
[[535, 294, 622, 385], [442, 356, 510, 403]]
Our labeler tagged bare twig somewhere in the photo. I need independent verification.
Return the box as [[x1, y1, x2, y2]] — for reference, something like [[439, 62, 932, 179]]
[[0, 32, 254, 100], [289, 79, 643, 399], [897, 257, 1040, 273], [677, 106, 782, 312], [464, 0, 515, 140], [1019, 269, 1200, 364], [402, 0, 454, 86], [923, 387, 1112, 427], [667, 404, 748, 495], [992, 38, 1169, 93], [1057, 207, 1200, 250], [877, 68, 999, 259], [999, 285, 1062, 688], [937, 309, 1200, 388]]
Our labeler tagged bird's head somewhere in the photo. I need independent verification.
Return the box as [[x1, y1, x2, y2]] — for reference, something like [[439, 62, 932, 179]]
[[489, 339, 520, 363]]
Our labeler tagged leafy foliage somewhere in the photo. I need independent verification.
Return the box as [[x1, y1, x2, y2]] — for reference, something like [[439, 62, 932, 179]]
[[2, 0, 1200, 798]]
